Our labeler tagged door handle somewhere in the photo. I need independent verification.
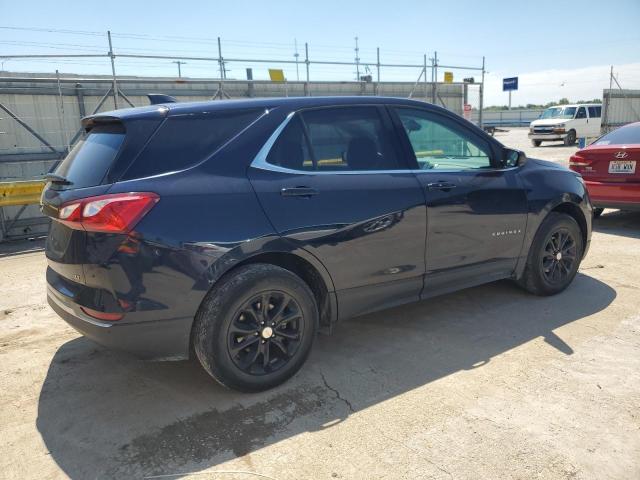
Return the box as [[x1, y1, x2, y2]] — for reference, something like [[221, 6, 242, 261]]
[[427, 181, 457, 191], [280, 187, 319, 197]]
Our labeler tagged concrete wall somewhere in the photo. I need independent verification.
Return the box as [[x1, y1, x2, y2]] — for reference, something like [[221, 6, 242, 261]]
[[471, 109, 544, 127]]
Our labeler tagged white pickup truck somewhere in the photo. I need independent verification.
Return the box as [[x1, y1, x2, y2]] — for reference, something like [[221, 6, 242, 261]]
[[528, 104, 602, 146]]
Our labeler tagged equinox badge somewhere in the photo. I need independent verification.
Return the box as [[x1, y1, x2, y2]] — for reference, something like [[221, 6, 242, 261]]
[[492, 229, 522, 237]]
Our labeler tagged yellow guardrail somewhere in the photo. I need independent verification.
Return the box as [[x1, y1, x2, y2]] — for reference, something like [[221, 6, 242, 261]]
[[0, 180, 46, 207]]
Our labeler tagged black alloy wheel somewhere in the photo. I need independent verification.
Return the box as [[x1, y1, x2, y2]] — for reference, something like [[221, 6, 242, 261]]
[[541, 228, 578, 285], [228, 291, 304, 375], [516, 212, 583, 296], [193, 263, 317, 392]]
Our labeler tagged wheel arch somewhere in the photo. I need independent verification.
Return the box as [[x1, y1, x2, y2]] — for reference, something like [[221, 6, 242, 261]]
[[195, 240, 337, 327], [550, 201, 588, 251], [515, 196, 589, 280], [188, 246, 338, 359], [233, 251, 337, 328]]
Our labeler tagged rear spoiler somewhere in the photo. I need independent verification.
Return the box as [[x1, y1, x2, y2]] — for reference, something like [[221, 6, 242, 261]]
[[147, 94, 178, 105]]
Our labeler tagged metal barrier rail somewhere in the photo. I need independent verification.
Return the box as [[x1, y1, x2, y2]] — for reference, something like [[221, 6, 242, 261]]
[[0, 180, 45, 207]]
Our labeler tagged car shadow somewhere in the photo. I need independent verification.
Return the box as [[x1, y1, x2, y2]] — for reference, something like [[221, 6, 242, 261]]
[[593, 210, 640, 240], [0, 237, 45, 258], [37, 273, 616, 479]]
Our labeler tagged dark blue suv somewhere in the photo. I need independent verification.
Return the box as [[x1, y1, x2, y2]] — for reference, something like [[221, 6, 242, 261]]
[[42, 97, 592, 391]]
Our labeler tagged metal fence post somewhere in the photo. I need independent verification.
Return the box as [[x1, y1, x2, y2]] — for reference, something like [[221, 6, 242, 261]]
[[423, 54, 428, 101], [75, 83, 86, 119], [430, 55, 436, 103], [55, 69, 69, 153], [217, 37, 225, 99], [433, 51, 438, 104], [478, 56, 485, 128], [107, 31, 118, 109], [375, 47, 380, 96], [304, 43, 310, 97]]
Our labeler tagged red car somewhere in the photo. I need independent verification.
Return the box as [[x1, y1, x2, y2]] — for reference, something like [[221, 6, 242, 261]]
[[570, 122, 640, 217]]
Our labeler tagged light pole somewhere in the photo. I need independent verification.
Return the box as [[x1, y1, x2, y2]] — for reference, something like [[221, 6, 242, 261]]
[[172, 60, 186, 78]]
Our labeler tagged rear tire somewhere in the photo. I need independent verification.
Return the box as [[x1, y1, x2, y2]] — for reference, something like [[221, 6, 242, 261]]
[[531, 139, 542, 147], [517, 212, 583, 296], [563, 129, 577, 146], [193, 264, 317, 392]]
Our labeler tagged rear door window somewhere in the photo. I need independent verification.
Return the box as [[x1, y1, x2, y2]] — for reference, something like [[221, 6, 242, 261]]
[[266, 106, 404, 171], [123, 108, 264, 179], [54, 124, 125, 189], [302, 107, 403, 171]]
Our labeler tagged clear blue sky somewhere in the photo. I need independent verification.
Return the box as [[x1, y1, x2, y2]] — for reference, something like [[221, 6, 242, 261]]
[[1, 0, 639, 105]]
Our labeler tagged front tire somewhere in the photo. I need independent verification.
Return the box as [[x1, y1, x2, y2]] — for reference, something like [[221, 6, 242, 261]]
[[517, 212, 583, 296], [563, 129, 577, 146], [531, 139, 542, 147], [193, 264, 317, 392]]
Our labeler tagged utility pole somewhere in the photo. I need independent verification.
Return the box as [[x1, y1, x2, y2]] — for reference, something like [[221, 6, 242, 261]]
[[375, 47, 380, 95], [479, 56, 486, 128], [354, 36, 360, 81], [217, 37, 226, 79], [107, 30, 118, 109], [294, 38, 300, 82], [172, 60, 186, 78], [609, 65, 614, 91], [304, 42, 310, 96]]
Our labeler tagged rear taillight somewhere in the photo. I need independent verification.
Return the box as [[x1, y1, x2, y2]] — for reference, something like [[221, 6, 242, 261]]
[[569, 154, 591, 171], [58, 192, 159, 234]]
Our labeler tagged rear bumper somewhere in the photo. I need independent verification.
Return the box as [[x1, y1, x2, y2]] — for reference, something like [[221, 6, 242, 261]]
[[584, 180, 640, 210], [47, 285, 192, 360]]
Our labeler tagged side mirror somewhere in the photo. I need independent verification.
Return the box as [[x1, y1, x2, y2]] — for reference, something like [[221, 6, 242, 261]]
[[403, 119, 422, 132], [503, 148, 527, 168]]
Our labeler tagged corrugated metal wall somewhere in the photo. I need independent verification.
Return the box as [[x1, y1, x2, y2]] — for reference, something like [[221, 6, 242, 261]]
[[602, 89, 640, 133]]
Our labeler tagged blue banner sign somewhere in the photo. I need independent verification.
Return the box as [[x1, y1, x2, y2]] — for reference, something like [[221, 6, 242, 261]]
[[503, 77, 518, 91]]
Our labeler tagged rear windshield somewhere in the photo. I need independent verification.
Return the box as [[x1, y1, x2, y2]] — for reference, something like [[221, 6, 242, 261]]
[[122, 108, 265, 180], [54, 124, 124, 189], [595, 124, 640, 145]]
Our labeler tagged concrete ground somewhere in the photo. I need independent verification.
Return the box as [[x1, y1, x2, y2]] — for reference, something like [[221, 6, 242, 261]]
[[1, 128, 639, 480]]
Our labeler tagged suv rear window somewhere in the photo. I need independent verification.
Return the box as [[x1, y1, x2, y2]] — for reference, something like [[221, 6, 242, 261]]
[[123, 108, 264, 179], [54, 124, 125, 189]]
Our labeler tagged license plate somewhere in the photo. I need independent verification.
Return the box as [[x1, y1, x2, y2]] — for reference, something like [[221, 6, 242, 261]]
[[608, 160, 636, 174]]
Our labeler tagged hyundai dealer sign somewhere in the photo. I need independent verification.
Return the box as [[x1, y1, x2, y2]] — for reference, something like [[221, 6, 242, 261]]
[[503, 77, 518, 91]]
